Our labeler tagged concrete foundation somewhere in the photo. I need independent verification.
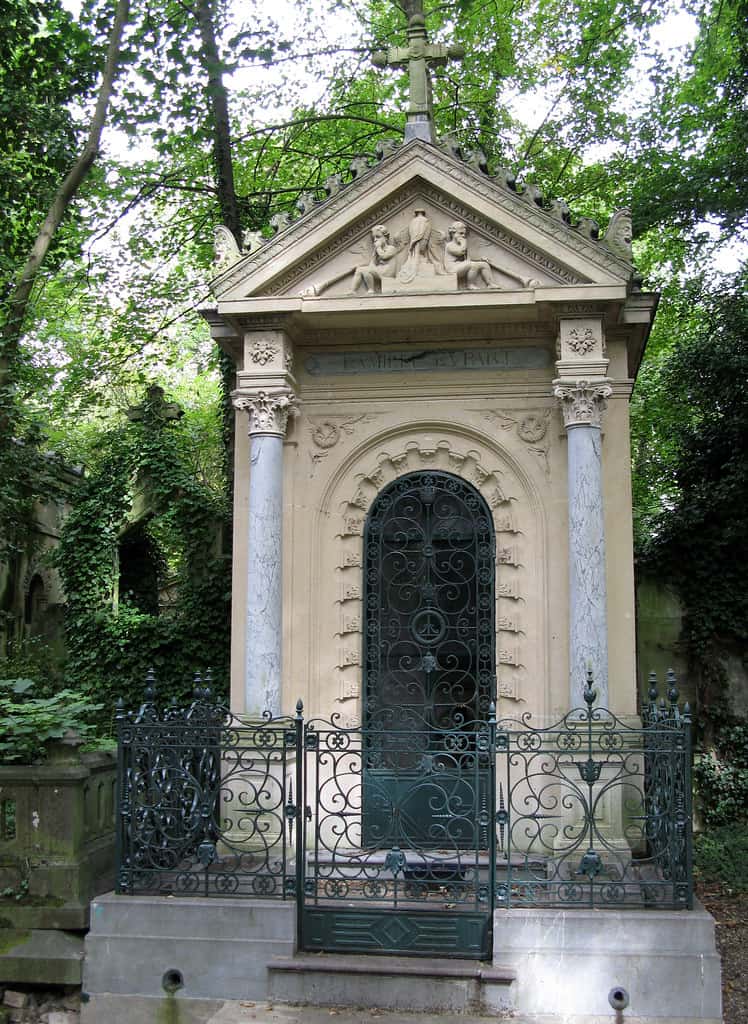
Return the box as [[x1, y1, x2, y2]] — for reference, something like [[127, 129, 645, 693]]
[[81, 893, 722, 1024], [81, 892, 294, 1022], [493, 902, 722, 1023]]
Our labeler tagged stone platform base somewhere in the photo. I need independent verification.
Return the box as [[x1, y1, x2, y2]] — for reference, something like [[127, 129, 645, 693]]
[[81, 893, 722, 1024], [81, 893, 294, 1009], [0, 928, 84, 984], [493, 902, 722, 1022]]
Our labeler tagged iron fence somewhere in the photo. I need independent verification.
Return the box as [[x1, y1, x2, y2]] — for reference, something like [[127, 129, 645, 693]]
[[493, 670, 692, 910], [116, 672, 299, 899], [115, 670, 692, 926]]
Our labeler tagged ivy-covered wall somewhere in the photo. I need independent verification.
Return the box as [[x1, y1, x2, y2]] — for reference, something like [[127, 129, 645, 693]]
[[56, 386, 231, 718]]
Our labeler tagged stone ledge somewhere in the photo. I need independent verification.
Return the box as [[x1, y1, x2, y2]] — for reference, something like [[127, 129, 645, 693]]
[[0, 928, 84, 985]]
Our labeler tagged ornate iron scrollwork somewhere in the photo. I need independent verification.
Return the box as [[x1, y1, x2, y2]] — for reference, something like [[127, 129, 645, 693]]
[[363, 470, 496, 741]]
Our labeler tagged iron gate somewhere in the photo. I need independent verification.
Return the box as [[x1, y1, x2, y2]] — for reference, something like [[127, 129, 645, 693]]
[[299, 714, 495, 958]]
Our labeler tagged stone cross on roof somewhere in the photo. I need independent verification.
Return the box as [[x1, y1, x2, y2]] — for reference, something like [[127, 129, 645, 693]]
[[372, 13, 465, 144]]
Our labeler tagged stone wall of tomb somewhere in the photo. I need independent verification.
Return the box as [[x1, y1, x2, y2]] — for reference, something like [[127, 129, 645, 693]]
[[229, 329, 637, 721]]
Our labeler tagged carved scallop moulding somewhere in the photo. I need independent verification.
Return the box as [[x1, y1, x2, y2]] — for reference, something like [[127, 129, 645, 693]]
[[339, 678, 360, 700], [498, 647, 521, 667], [348, 487, 371, 512], [498, 675, 521, 700], [498, 581, 521, 601], [497, 546, 520, 566], [338, 648, 361, 669], [337, 551, 362, 569], [494, 512, 517, 533], [339, 515, 365, 537], [337, 583, 362, 603], [498, 616, 521, 633]]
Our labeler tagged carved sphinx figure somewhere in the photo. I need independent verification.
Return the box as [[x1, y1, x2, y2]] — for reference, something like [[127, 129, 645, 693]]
[[443, 220, 494, 290], [352, 225, 400, 294]]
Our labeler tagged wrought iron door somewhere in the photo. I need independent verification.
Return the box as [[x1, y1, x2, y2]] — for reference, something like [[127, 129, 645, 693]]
[[363, 471, 496, 847]]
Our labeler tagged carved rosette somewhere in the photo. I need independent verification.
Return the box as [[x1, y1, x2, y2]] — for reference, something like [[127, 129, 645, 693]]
[[553, 380, 612, 429], [232, 388, 298, 436]]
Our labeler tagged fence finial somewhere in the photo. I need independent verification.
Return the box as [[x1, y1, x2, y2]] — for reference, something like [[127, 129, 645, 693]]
[[583, 667, 597, 706], [144, 667, 157, 702], [648, 670, 659, 704], [666, 668, 679, 705]]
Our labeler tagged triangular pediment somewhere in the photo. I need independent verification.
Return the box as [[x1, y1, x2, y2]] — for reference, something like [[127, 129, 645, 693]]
[[211, 141, 632, 303]]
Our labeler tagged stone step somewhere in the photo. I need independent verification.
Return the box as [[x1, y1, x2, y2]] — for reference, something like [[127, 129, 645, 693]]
[[205, 1000, 528, 1024], [82, 996, 531, 1024], [267, 953, 515, 1014]]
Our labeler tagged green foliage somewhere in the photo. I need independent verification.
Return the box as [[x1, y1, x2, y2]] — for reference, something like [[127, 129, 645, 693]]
[[693, 712, 748, 829], [0, 0, 97, 305], [694, 825, 748, 892], [57, 385, 230, 716], [0, 678, 103, 763], [634, 271, 748, 661]]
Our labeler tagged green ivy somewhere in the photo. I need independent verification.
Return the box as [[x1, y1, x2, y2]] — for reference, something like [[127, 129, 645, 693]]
[[694, 825, 748, 892], [0, 678, 103, 763], [692, 712, 748, 829], [56, 385, 231, 722]]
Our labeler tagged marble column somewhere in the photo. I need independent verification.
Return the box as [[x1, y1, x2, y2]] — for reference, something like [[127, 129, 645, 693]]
[[232, 389, 297, 718], [554, 380, 612, 707]]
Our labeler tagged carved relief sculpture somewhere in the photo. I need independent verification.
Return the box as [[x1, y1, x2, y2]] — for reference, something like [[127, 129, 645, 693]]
[[213, 225, 242, 273], [444, 220, 494, 289], [399, 208, 444, 282], [352, 225, 399, 294]]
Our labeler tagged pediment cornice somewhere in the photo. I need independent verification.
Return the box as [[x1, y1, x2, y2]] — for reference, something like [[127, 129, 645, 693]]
[[210, 141, 633, 302]]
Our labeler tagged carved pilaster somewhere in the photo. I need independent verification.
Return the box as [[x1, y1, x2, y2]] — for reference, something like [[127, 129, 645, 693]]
[[553, 380, 612, 429], [232, 388, 298, 437]]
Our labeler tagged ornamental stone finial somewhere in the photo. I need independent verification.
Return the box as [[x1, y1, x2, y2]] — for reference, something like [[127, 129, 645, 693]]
[[553, 380, 612, 429], [601, 208, 633, 262], [232, 388, 298, 437], [372, 13, 465, 143]]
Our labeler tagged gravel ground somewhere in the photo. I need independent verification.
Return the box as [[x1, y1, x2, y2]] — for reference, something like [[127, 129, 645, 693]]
[[699, 887, 748, 1024]]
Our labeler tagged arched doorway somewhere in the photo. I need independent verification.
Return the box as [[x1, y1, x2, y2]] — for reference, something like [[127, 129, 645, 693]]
[[362, 471, 496, 847]]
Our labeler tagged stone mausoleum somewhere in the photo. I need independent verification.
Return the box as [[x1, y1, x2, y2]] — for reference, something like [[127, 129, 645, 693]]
[[81, 15, 722, 1023], [208, 83, 649, 727]]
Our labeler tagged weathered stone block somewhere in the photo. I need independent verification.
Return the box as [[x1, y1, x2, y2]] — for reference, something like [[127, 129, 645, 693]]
[[1, 994, 27, 1009], [0, 746, 116, 930]]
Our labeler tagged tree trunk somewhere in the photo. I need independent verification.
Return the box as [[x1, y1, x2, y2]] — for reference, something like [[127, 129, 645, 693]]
[[195, 0, 241, 244], [0, 0, 131, 391]]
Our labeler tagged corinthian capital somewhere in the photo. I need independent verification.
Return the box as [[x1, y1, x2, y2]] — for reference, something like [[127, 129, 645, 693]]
[[553, 379, 612, 428], [232, 388, 298, 437]]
